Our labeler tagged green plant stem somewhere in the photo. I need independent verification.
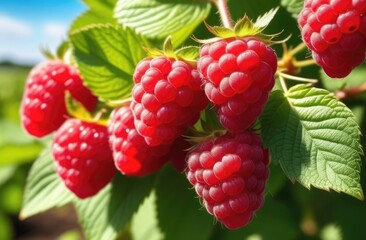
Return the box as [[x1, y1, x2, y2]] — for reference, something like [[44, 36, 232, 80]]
[[278, 71, 318, 84], [279, 75, 288, 93], [289, 42, 307, 56], [213, 0, 233, 29], [293, 59, 317, 68], [106, 97, 132, 108]]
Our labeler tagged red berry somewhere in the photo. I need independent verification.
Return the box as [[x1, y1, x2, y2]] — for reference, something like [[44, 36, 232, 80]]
[[21, 61, 98, 137], [108, 106, 172, 176], [198, 38, 277, 132], [299, 0, 366, 78], [52, 119, 116, 199], [186, 132, 269, 230], [131, 57, 208, 146]]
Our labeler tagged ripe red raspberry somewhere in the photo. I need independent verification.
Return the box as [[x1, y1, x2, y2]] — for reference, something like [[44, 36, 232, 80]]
[[197, 38, 277, 132], [131, 56, 208, 146], [186, 131, 269, 230], [21, 61, 98, 137], [108, 106, 172, 176], [52, 119, 116, 199], [298, 0, 366, 78]]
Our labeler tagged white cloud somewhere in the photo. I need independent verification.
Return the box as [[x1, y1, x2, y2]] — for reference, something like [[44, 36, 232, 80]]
[[0, 14, 32, 39], [43, 22, 67, 39]]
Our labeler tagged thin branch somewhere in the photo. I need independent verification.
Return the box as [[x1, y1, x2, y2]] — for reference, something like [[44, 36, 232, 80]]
[[212, 0, 233, 29], [335, 83, 366, 100]]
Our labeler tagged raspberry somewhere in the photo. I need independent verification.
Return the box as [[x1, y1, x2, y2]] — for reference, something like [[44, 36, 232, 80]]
[[186, 131, 269, 229], [108, 106, 172, 176], [198, 38, 277, 132], [52, 119, 116, 199], [131, 56, 208, 146], [298, 0, 366, 78], [21, 61, 98, 137]]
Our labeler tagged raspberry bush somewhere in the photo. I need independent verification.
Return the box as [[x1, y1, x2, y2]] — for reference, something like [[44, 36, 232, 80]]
[[18, 0, 366, 239]]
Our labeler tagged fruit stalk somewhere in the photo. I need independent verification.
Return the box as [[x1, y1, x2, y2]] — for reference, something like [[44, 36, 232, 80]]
[[212, 0, 233, 29]]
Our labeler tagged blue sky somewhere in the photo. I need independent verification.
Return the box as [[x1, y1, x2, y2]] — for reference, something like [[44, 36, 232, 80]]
[[0, 0, 86, 65]]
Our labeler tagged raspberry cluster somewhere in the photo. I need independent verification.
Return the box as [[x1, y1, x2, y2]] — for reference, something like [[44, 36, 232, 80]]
[[298, 0, 366, 78], [198, 38, 277, 132], [131, 56, 208, 146], [186, 132, 269, 229], [21, 35, 274, 228]]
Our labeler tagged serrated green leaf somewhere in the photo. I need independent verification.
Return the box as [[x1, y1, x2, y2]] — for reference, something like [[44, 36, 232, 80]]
[[155, 166, 213, 240], [114, 0, 211, 46], [70, 25, 147, 101], [260, 84, 363, 200], [82, 0, 117, 17], [70, 10, 117, 32], [254, 7, 279, 29], [281, 0, 304, 19], [21, 149, 75, 219], [130, 191, 164, 240], [74, 174, 154, 240]]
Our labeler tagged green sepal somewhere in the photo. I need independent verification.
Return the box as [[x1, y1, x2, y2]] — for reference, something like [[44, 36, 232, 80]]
[[144, 36, 200, 65], [39, 46, 56, 60], [56, 41, 70, 60], [196, 7, 285, 45], [65, 92, 94, 121]]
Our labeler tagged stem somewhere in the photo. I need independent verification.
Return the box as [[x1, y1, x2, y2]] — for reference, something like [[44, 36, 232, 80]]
[[293, 59, 317, 68], [289, 42, 308, 56], [213, 0, 233, 29], [106, 97, 132, 108], [278, 72, 318, 84], [279, 75, 288, 93], [335, 83, 366, 100]]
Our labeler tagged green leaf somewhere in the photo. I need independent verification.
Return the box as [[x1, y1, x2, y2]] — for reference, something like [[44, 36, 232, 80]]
[[74, 174, 154, 240], [155, 166, 213, 240], [21, 149, 75, 219], [281, 0, 304, 19], [70, 10, 116, 32], [82, 0, 117, 17], [260, 84, 363, 200], [114, 0, 211, 46], [70, 25, 147, 101], [130, 191, 164, 240]]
